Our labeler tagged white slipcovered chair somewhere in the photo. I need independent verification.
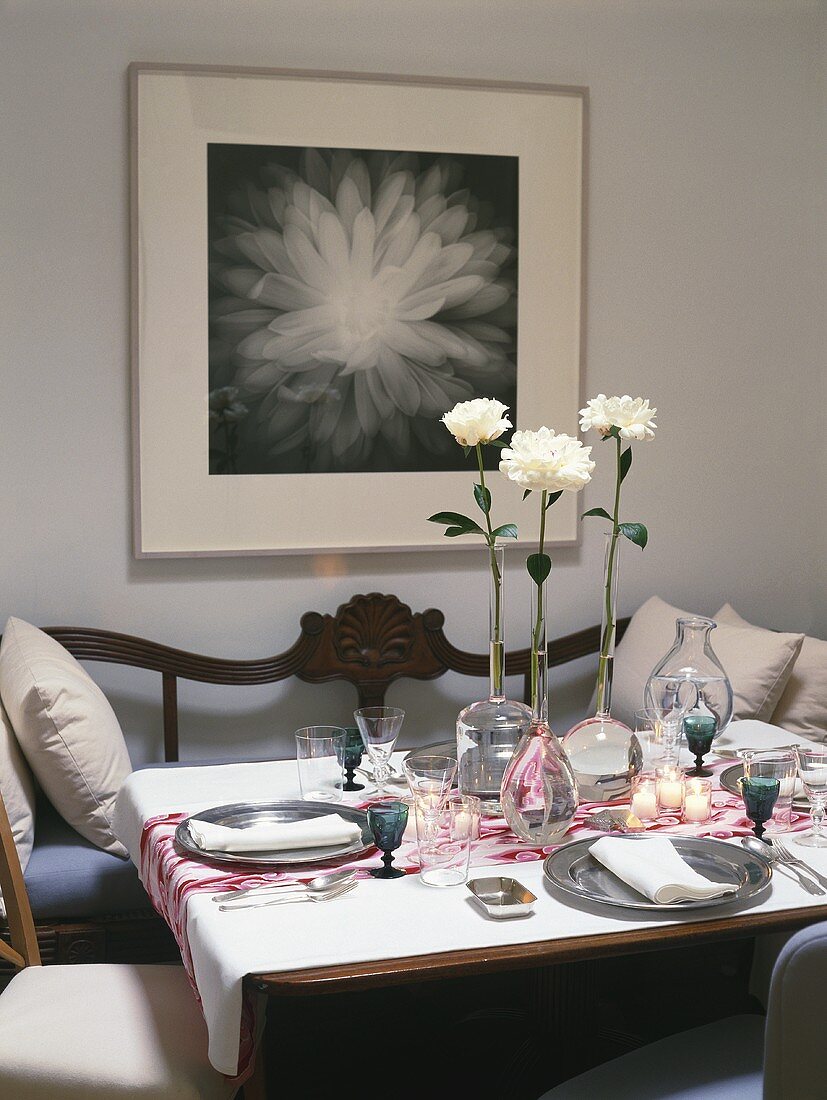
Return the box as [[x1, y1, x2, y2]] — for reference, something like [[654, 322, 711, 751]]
[[0, 788, 238, 1100], [537, 920, 827, 1099]]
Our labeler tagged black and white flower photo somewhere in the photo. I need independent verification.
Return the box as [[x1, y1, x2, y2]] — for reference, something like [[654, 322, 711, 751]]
[[208, 145, 518, 475]]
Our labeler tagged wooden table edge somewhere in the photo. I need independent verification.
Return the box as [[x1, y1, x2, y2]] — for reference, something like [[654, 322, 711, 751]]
[[246, 904, 827, 996]]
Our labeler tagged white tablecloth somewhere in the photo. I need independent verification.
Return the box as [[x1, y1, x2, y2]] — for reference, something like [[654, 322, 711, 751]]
[[112, 720, 827, 1076]]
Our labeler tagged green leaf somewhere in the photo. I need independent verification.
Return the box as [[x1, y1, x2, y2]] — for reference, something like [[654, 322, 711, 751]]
[[486, 439, 508, 449], [620, 446, 632, 483], [444, 526, 469, 538], [462, 445, 471, 458], [427, 511, 484, 536], [474, 483, 492, 514], [522, 489, 532, 500], [545, 490, 564, 511], [601, 426, 621, 441], [619, 522, 648, 549], [581, 507, 613, 521], [491, 523, 518, 540], [526, 552, 552, 586]]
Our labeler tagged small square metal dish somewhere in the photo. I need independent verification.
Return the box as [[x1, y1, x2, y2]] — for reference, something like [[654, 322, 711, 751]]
[[467, 877, 537, 919]]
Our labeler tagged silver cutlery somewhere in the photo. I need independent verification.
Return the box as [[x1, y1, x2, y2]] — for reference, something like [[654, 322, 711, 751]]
[[741, 837, 825, 895], [219, 878, 357, 912], [211, 869, 356, 904], [772, 840, 827, 890]]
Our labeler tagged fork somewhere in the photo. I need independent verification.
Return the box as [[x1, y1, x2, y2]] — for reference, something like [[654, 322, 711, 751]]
[[773, 840, 827, 890], [218, 880, 357, 912]]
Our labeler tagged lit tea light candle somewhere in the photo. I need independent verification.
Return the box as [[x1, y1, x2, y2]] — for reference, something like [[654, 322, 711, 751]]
[[683, 777, 712, 823], [656, 766, 684, 813], [630, 775, 659, 820]]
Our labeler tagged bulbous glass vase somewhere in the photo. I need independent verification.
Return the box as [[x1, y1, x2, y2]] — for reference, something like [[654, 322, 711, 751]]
[[562, 532, 642, 801], [501, 577, 579, 843], [645, 616, 734, 735], [457, 545, 532, 816]]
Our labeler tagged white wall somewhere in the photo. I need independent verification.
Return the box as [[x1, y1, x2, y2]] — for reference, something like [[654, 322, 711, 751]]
[[1, 0, 823, 763]]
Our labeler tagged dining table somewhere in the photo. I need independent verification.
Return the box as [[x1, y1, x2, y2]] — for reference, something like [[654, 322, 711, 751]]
[[111, 718, 827, 1080]]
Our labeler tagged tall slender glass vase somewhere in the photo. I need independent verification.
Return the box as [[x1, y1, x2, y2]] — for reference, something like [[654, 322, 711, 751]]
[[562, 532, 643, 801], [457, 545, 532, 816], [500, 576, 579, 843]]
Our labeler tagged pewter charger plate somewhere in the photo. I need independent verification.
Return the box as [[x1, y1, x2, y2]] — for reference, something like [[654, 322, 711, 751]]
[[544, 835, 771, 912], [719, 763, 808, 810], [175, 801, 372, 867]]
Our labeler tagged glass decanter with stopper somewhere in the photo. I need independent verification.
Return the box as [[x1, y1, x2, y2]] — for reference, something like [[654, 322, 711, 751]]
[[645, 616, 733, 735], [500, 573, 579, 843], [562, 532, 643, 800], [457, 545, 532, 816]]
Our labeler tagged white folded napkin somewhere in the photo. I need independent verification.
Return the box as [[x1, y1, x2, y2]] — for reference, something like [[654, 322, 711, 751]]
[[590, 835, 738, 904], [187, 814, 362, 853]]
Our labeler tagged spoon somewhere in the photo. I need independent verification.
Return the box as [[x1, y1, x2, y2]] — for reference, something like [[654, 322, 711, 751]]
[[218, 879, 357, 912], [211, 868, 356, 904], [740, 837, 825, 895]]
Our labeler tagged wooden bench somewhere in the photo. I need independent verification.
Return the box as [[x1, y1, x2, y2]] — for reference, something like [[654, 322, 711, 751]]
[[3, 592, 627, 971]]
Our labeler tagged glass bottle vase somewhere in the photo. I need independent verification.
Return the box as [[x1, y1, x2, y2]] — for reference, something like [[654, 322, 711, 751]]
[[457, 545, 532, 816], [645, 616, 733, 734], [562, 531, 643, 801], [500, 575, 579, 843]]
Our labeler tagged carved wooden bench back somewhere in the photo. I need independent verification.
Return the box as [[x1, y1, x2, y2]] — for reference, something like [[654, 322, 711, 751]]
[[42, 593, 629, 761]]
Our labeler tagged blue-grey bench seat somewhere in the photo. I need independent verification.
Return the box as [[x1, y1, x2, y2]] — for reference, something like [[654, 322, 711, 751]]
[[24, 758, 243, 921]]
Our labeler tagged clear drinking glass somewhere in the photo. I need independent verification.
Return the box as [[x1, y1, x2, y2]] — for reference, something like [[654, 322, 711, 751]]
[[635, 707, 683, 769], [416, 793, 480, 887], [295, 726, 346, 802], [741, 750, 796, 835], [793, 747, 827, 847], [353, 707, 405, 795]]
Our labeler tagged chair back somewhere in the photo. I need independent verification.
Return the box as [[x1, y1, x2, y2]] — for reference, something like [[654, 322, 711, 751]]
[[0, 791, 40, 969], [763, 920, 827, 1098]]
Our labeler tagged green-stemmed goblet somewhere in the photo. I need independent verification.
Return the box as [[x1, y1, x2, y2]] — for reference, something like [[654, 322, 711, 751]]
[[741, 776, 780, 841], [683, 715, 717, 777], [342, 727, 365, 792], [367, 801, 409, 879]]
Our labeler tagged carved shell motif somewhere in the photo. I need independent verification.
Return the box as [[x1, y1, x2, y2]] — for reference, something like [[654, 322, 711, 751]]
[[333, 595, 415, 667]]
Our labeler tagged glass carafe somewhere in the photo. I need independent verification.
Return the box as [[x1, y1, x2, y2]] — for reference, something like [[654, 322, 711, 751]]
[[562, 532, 642, 801], [457, 545, 532, 816], [500, 575, 579, 843], [645, 617, 733, 735]]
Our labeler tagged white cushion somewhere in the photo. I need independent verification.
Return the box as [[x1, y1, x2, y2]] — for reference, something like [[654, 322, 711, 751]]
[[0, 701, 36, 875], [0, 618, 131, 857], [610, 596, 804, 728], [716, 604, 827, 744], [0, 964, 234, 1100]]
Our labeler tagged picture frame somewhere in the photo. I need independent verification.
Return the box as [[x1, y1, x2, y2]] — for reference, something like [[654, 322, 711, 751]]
[[130, 63, 588, 557]]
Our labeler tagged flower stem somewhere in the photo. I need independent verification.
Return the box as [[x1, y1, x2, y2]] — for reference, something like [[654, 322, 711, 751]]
[[596, 434, 622, 713], [476, 444, 503, 695], [530, 490, 548, 717]]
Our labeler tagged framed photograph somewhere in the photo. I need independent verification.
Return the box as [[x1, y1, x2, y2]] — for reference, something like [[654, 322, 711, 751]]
[[130, 64, 587, 556]]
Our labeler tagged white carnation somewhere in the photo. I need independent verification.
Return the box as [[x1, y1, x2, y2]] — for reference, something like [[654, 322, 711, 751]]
[[499, 428, 594, 493], [579, 394, 657, 441], [441, 398, 512, 447]]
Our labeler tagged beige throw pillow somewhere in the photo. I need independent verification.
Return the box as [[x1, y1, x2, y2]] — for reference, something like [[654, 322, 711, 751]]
[[610, 596, 804, 728], [0, 701, 36, 874], [716, 604, 827, 744], [0, 618, 131, 857]]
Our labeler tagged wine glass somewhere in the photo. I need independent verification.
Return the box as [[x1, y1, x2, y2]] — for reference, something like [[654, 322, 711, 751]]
[[367, 802, 409, 879], [354, 707, 405, 795], [403, 753, 457, 844], [683, 715, 717, 777], [793, 747, 827, 848], [342, 727, 365, 792], [634, 706, 684, 769]]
